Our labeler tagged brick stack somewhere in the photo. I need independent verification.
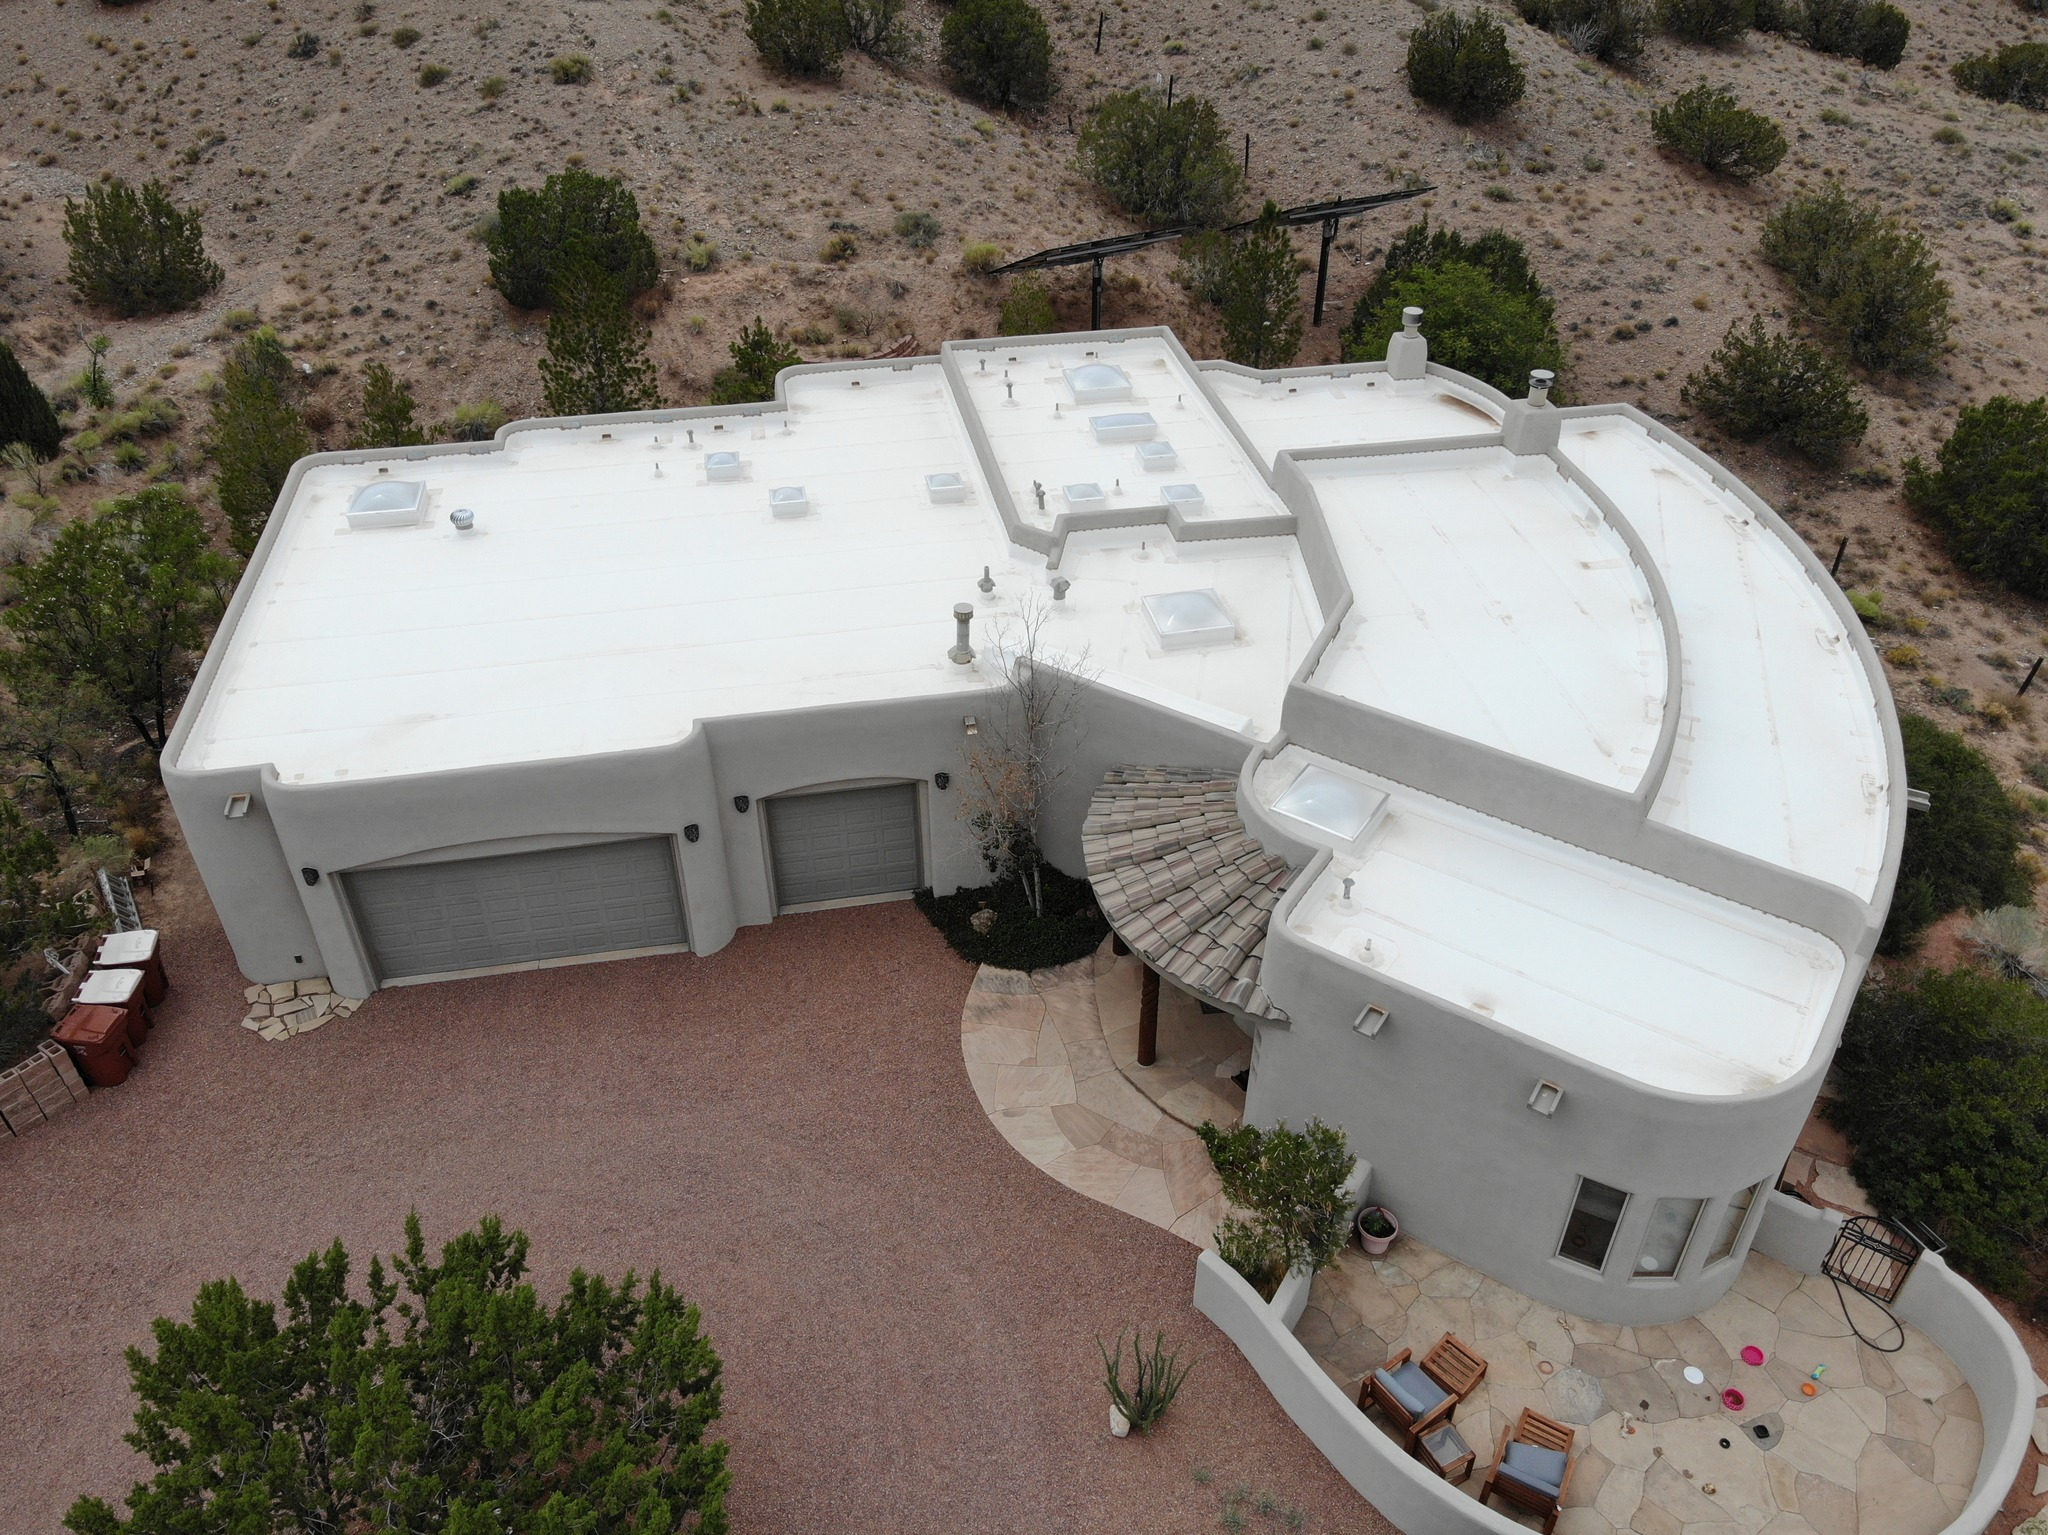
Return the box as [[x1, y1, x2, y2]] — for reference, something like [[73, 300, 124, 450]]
[[0, 1040, 89, 1137]]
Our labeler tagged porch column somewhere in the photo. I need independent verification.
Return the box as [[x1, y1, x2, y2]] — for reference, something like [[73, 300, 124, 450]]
[[1111, 932, 1129, 957], [1138, 964, 1159, 1067]]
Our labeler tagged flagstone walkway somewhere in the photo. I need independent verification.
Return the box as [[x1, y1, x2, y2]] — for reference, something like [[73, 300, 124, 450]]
[[961, 947, 1228, 1247]]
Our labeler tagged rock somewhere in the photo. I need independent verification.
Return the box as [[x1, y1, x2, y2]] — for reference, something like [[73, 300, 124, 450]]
[[243, 984, 263, 1003], [240, 1014, 266, 1032], [258, 1021, 289, 1041], [297, 977, 332, 997], [295, 1013, 326, 1033], [2034, 1404, 2048, 1456]]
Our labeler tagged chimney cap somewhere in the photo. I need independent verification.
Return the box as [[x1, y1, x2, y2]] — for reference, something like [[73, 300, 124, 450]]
[[1401, 306, 1424, 334], [1527, 368, 1555, 404]]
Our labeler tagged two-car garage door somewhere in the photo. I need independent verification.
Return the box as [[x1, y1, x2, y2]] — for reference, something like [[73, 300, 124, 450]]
[[347, 838, 687, 984]]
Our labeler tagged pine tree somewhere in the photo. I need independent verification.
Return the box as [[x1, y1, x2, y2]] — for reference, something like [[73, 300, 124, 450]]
[[708, 318, 802, 406], [63, 179, 223, 317], [1215, 203, 1304, 370], [212, 328, 311, 557], [0, 343, 63, 461], [538, 261, 661, 417], [486, 167, 660, 311], [349, 362, 427, 448]]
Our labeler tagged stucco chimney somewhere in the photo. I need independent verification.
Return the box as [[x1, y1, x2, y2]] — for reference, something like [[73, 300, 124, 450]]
[[1501, 368, 1561, 456], [1384, 306, 1428, 381]]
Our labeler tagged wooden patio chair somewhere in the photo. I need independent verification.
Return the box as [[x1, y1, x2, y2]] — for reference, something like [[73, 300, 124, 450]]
[[1357, 1332, 1489, 1449], [1479, 1408, 1577, 1534]]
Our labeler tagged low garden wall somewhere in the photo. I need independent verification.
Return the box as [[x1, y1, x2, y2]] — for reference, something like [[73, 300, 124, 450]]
[[1195, 1190, 2035, 1535]]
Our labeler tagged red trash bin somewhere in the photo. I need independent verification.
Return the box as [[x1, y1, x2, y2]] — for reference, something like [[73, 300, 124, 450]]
[[53, 1005, 135, 1087], [95, 929, 168, 1006], [77, 966, 149, 1047]]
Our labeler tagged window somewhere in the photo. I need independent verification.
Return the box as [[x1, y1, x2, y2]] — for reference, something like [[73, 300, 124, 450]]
[[1705, 1183, 1760, 1267], [1558, 1177, 1627, 1270], [1635, 1197, 1703, 1277]]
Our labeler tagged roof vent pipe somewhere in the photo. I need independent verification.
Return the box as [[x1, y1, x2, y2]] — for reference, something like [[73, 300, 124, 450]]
[[949, 603, 976, 666], [978, 565, 995, 594], [1051, 575, 1071, 602], [1385, 305, 1428, 381], [1528, 369, 1555, 406], [450, 508, 476, 531], [1501, 368, 1563, 456]]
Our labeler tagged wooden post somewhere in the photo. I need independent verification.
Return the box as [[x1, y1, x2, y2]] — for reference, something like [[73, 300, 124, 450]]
[[1138, 965, 1160, 1067], [1111, 931, 1129, 957]]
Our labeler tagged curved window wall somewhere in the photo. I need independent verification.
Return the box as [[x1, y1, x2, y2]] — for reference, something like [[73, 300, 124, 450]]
[[1556, 1176, 1767, 1284]]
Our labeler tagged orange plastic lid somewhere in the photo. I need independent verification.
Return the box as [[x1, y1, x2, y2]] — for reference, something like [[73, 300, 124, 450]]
[[53, 1004, 131, 1049]]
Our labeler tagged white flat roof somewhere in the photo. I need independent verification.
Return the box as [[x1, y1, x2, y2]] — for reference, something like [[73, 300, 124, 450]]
[[1207, 368, 1503, 464], [1302, 447, 1666, 791], [1262, 746, 1846, 1096]]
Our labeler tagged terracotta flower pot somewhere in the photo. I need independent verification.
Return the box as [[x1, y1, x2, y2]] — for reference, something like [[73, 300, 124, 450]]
[[1355, 1205, 1399, 1256]]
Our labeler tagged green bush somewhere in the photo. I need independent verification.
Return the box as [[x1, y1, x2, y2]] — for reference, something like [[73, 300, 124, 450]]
[[439, 399, 508, 442], [998, 272, 1058, 335], [941, 0, 1054, 109], [1827, 967, 2048, 1294], [0, 342, 63, 461], [1681, 318, 1867, 464], [1183, 202, 1303, 369], [1795, 0, 1908, 66], [912, 865, 1109, 971], [1856, 0, 1909, 66], [840, 0, 913, 59], [1880, 712, 2030, 954], [960, 240, 1006, 274], [1404, 8, 1525, 123], [1651, 84, 1787, 181], [893, 209, 943, 249], [1952, 42, 2048, 108], [1904, 395, 2048, 600], [349, 361, 426, 449], [63, 1214, 731, 1535], [549, 52, 593, 82], [708, 317, 801, 405], [286, 29, 321, 58], [62, 178, 223, 317], [745, 0, 847, 76], [212, 328, 310, 558], [1658, 0, 1753, 44], [1198, 1117, 1354, 1294], [1760, 185, 1951, 374], [1515, 0, 1651, 67], [540, 261, 661, 417], [487, 167, 659, 311], [1076, 90, 1242, 227], [417, 62, 450, 85], [1341, 220, 1562, 397]]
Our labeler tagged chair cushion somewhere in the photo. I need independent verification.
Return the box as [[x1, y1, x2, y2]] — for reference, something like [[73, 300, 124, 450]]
[[1498, 1441, 1568, 1496], [1375, 1360, 1450, 1419]]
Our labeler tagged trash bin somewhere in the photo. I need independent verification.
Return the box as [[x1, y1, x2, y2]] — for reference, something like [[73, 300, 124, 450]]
[[77, 966, 149, 1048], [95, 928, 168, 1006], [53, 1005, 136, 1087]]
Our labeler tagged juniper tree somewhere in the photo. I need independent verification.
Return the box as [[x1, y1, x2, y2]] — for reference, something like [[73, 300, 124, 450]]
[[0, 342, 63, 461], [63, 178, 223, 317], [1680, 317, 1868, 464], [1189, 203, 1304, 369], [708, 318, 801, 405], [212, 328, 311, 557], [1405, 8, 1526, 123], [539, 261, 661, 417], [941, 0, 1055, 109], [1077, 90, 1242, 227], [487, 167, 660, 311], [349, 361, 427, 448], [1652, 84, 1788, 182]]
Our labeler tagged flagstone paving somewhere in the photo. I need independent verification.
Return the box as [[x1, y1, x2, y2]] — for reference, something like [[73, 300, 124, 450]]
[[1097, 947, 1249, 1132], [1300, 1236, 1982, 1535], [961, 946, 1229, 1247]]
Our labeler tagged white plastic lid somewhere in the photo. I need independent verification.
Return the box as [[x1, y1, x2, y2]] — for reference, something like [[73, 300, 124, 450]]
[[79, 967, 144, 1002], [98, 929, 159, 964]]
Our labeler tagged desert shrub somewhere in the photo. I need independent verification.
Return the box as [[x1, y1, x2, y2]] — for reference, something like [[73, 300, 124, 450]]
[[1341, 220, 1562, 397], [479, 74, 508, 99], [1795, 0, 1908, 65], [1904, 395, 2048, 599], [1516, 0, 1652, 66], [1404, 8, 1525, 123], [1828, 967, 2048, 1294], [894, 209, 943, 248], [1856, 0, 1909, 65], [1760, 185, 1951, 374], [540, 261, 661, 417], [439, 399, 508, 441], [1658, 0, 1753, 43], [941, 0, 1054, 109], [818, 232, 858, 263], [708, 317, 801, 405], [683, 233, 719, 271], [746, 0, 847, 76], [349, 361, 426, 449], [1076, 90, 1242, 227], [390, 23, 420, 45], [62, 178, 222, 318], [487, 167, 659, 310], [840, 0, 913, 59], [1099, 1332, 1193, 1435], [1681, 318, 1867, 464], [960, 240, 1006, 274], [549, 52, 593, 82], [1879, 712, 2030, 953], [1953, 42, 2048, 108], [998, 272, 1058, 335], [0, 343, 63, 462], [1652, 84, 1787, 181], [64, 1214, 730, 1535], [1182, 202, 1303, 369], [1198, 1117, 1354, 1293], [212, 328, 310, 558], [286, 29, 321, 58], [913, 865, 1108, 970], [417, 61, 450, 85]]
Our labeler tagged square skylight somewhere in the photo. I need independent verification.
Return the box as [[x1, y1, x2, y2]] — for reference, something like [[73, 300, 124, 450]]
[[1142, 589, 1235, 650], [344, 480, 426, 530], [705, 451, 744, 482], [1063, 362, 1132, 404], [1136, 440, 1179, 471], [1162, 483, 1205, 514], [1090, 411, 1157, 444], [1271, 764, 1388, 842], [925, 472, 969, 504], [769, 486, 810, 518], [1064, 482, 1107, 512]]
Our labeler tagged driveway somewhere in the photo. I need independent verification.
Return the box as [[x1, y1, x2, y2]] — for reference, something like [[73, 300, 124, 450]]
[[0, 892, 1393, 1534]]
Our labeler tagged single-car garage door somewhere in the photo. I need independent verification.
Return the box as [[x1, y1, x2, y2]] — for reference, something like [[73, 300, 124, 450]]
[[347, 838, 686, 983], [769, 784, 920, 910]]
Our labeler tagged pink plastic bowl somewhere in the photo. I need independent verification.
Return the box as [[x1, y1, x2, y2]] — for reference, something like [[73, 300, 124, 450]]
[[1740, 1345, 1766, 1366], [1722, 1388, 1747, 1410]]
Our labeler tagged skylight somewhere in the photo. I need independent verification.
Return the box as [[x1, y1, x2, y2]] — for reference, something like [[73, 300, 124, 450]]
[[1272, 764, 1388, 842]]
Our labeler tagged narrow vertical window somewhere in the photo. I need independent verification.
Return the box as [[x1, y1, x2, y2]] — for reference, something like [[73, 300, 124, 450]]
[[1635, 1197, 1704, 1277], [1705, 1183, 1760, 1267], [1558, 1177, 1628, 1270]]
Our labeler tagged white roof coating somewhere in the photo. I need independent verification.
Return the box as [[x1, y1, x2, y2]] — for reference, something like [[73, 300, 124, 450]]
[[1302, 447, 1667, 791], [1559, 418, 1890, 899], [1208, 368, 1502, 464], [1261, 746, 1846, 1096]]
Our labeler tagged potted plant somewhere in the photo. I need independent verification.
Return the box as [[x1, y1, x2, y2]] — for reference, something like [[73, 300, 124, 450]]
[[1355, 1204, 1399, 1255]]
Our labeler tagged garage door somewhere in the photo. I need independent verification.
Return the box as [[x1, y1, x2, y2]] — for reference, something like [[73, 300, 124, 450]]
[[346, 838, 686, 983], [769, 784, 920, 910]]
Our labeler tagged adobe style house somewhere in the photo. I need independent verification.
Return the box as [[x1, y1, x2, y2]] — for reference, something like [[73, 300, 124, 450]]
[[164, 323, 1900, 1326]]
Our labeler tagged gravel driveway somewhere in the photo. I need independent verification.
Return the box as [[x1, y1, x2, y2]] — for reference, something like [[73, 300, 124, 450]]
[[0, 898, 1392, 1535]]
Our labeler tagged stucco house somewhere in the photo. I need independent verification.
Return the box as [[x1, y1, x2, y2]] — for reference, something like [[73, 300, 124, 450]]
[[163, 321, 1901, 1329]]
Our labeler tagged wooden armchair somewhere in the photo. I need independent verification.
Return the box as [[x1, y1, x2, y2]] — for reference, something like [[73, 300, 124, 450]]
[[1357, 1332, 1489, 1448], [1479, 1408, 1577, 1534]]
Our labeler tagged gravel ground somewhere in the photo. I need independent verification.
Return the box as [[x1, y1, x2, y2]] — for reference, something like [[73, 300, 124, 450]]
[[0, 898, 1394, 1535]]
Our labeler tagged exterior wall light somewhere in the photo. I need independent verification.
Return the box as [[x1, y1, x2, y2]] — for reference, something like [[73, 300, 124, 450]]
[[224, 793, 251, 819], [1528, 1080, 1565, 1117], [683, 824, 700, 843], [733, 796, 751, 814], [963, 715, 979, 736], [301, 867, 321, 887], [1353, 1003, 1389, 1038], [934, 772, 951, 790]]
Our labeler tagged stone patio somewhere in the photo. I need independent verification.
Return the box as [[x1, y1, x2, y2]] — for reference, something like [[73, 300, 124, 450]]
[[1096, 948, 1248, 1132], [1300, 1236, 1982, 1535]]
